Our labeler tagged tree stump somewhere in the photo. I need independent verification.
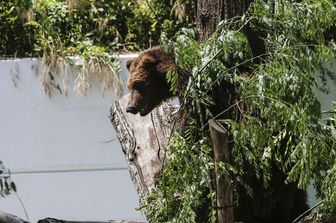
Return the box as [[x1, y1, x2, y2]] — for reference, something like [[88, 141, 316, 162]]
[[0, 211, 28, 223], [109, 95, 179, 204]]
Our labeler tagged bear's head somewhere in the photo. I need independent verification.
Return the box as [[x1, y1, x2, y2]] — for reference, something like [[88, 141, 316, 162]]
[[125, 47, 175, 116]]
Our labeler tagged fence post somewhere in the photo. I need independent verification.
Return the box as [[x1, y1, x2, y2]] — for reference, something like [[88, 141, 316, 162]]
[[209, 119, 234, 223]]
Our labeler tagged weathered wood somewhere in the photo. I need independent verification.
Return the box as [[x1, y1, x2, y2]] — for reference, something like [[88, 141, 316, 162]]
[[0, 212, 28, 223], [109, 95, 179, 204], [208, 119, 234, 223], [37, 218, 145, 223]]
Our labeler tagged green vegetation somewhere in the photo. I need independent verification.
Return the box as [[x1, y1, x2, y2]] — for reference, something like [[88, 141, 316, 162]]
[[0, 0, 194, 57], [0, 0, 194, 97], [0, 0, 36, 57], [143, 0, 336, 222]]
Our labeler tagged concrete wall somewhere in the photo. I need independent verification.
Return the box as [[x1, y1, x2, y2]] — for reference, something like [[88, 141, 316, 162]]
[[0, 56, 145, 222]]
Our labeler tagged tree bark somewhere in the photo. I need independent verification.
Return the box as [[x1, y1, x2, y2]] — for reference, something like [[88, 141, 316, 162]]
[[196, 0, 253, 41], [196, 0, 266, 63], [109, 95, 179, 204], [196, 0, 223, 41]]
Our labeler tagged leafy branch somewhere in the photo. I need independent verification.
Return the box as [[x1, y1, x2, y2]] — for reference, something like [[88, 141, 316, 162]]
[[143, 0, 336, 221]]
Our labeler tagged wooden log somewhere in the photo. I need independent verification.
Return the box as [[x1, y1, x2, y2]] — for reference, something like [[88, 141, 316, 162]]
[[208, 119, 234, 223], [0, 211, 28, 223], [109, 95, 179, 204], [37, 218, 145, 223]]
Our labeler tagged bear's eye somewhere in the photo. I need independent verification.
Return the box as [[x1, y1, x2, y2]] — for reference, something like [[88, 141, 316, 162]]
[[133, 81, 145, 92]]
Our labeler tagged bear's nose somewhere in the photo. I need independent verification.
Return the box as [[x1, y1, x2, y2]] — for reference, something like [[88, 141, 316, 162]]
[[126, 106, 139, 114]]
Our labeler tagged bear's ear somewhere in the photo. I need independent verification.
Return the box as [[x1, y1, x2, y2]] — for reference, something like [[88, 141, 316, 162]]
[[126, 59, 134, 70]]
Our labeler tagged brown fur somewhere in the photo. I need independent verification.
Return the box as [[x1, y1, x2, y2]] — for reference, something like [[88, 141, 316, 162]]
[[126, 47, 175, 116]]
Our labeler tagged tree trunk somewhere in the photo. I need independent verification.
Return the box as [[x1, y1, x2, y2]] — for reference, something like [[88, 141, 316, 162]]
[[195, 1, 256, 223], [109, 95, 179, 204], [196, 0, 223, 41], [196, 0, 253, 41], [196, 0, 265, 63]]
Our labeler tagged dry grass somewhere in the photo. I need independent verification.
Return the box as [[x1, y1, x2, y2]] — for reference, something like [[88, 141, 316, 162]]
[[171, 1, 186, 22], [74, 64, 91, 96], [38, 52, 53, 97], [81, 57, 124, 97], [10, 59, 20, 88], [19, 8, 35, 22], [28, 0, 124, 98], [34, 49, 124, 98]]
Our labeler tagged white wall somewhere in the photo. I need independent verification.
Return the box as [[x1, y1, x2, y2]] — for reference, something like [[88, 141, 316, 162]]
[[0, 56, 145, 222]]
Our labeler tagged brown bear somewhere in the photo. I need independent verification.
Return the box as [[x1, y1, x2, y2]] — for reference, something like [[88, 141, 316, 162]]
[[125, 47, 309, 223], [125, 47, 176, 116]]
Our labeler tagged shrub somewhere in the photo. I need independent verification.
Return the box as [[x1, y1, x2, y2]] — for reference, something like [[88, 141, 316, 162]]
[[0, 0, 37, 57]]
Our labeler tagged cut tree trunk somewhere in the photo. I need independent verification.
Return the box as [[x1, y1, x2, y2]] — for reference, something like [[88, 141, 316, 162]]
[[109, 95, 179, 204]]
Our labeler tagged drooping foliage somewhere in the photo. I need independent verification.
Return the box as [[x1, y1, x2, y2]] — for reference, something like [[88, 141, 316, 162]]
[[0, 0, 195, 97], [142, 0, 336, 222], [0, 162, 16, 198]]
